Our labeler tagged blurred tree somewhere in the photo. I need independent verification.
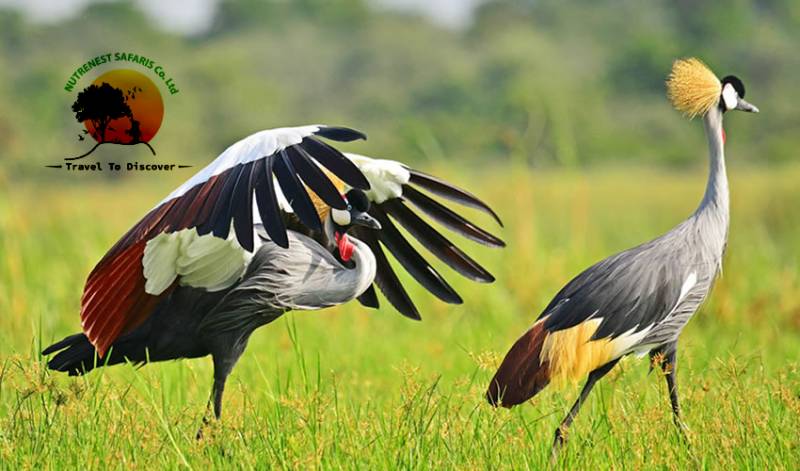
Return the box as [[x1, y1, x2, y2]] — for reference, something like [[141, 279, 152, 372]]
[[1, 0, 797, 175], [0, 9, 25, 54], [209, 0, 368, 36]]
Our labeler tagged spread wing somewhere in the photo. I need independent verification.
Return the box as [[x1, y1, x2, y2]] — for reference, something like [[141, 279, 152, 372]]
[[80, 125, 369, 356], [346, 153, 504, 320]]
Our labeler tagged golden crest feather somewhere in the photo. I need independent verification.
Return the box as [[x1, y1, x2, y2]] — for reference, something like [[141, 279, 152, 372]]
[[666, 58, 721, 118], [309, 170, 345, 222]]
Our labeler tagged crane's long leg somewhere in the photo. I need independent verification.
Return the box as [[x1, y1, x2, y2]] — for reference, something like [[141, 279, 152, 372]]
[[663, 349, 681, 419], [211, 375, 228, 419], [196, 355, 236, 440], [196, 383, 223, 440], [656, 344, 689, 437], [552, 359, 619, 455]]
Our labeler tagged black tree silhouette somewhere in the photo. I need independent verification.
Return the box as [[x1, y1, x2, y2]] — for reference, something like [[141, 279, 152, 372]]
[[67, 82, 156, 160], [73, 82, 130, 142], [126, 118, 142, 142]]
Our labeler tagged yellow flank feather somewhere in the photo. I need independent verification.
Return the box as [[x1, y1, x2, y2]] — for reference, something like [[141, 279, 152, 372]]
[[540, 319, 619, 385], [666, 57, 721, 118], [308, 169, 345, 222]]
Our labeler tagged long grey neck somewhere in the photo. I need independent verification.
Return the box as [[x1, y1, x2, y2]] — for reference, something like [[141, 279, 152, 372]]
[[323, 216, 377, 299], [695, 106, 729, 220], [682, 105, 730, 270], [345, 237, 377, 297]]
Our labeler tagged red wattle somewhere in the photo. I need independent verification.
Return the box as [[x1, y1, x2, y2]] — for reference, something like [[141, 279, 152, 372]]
[[721, 128, 726, 144], [336, 233, 354, 262]]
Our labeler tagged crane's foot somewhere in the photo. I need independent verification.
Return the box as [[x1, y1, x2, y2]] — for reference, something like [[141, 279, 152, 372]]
[[550, 427, 568, 462], [673, 416, 692, 444], [196, 413, 213, 441]]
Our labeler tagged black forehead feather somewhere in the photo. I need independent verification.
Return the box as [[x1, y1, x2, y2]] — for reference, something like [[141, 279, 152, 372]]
[[721, 75, 745, 98], [346, 188, 370, 211]]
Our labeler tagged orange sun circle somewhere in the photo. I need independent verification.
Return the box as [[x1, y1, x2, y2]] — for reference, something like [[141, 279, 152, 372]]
[[84, 69, 164, 144]]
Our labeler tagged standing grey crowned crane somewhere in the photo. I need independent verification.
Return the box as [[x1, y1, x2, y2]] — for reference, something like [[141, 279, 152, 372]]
[[43, 125, 504, 425], [486, 58, 759, 451]]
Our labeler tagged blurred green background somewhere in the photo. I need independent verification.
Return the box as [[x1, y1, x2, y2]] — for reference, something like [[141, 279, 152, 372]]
[[1, 0, 799, 178]]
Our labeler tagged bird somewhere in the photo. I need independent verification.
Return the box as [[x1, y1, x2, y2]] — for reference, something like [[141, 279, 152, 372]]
[[485, 58, 759, 451], [43, 124, 504, 425]]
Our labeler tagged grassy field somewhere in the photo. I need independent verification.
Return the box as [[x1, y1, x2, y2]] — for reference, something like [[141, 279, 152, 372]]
[[1, 165, 799, 469]]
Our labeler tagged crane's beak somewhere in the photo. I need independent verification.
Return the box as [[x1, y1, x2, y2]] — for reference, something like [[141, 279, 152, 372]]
[[735, 97, 759, 113], [352, 212, 381, 230]]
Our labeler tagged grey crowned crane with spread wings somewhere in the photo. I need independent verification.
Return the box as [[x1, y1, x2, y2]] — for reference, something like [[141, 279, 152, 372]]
[[43, 125, 504, 422], [486, 58, 759, 451]]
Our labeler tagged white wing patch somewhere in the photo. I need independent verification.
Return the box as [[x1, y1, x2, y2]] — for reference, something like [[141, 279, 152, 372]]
[[142, 232, 182, 294], [158, 125, 321, 207], [345, 153, 410, 203], [677, 272, 698, 306], [610, 325, 654, 358], [143, 228, 258, 294]]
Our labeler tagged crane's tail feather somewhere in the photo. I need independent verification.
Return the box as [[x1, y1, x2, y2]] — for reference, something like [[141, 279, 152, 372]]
[[43, 333, 99, 375], [43, 333, 144, 376], [486, 321, 551, 407]]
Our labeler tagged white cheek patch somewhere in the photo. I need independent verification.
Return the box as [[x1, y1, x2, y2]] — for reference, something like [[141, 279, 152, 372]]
[[722, 83, 738, 110], [332, 208, 350, 226]]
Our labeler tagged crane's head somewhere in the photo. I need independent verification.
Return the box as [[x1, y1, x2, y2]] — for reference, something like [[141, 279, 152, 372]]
[[328, 189, 380, 262], [309, 171, 380, 262], [666, 58, 758, 118]]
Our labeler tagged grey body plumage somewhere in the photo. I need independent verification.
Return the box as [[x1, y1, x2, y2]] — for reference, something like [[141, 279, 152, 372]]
[[200, 226, 376, 334]]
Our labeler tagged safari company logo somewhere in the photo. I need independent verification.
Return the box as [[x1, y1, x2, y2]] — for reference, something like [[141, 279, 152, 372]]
[[47, 52, 191, 172]]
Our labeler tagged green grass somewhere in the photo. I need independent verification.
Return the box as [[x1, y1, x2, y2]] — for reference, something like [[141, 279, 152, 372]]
[[1, 165, 799, 469]]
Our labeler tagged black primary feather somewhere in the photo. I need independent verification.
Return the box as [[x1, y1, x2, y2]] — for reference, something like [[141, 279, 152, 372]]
[[273, 150, 322, 231], [314, 126, 367, 142], [288, 146, 347, 210], [354, 226, 421, 320], [402, 186, 505, 247], [408, 169, 503, 226], [300, 137, 370, 190], [357, 285, 380, 309], [255, 155, 289, 248], [370, 206, 462, 304], [381, 199, 495, 282], [230, 161, 256, 251], [199, 164, 244, 238]]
